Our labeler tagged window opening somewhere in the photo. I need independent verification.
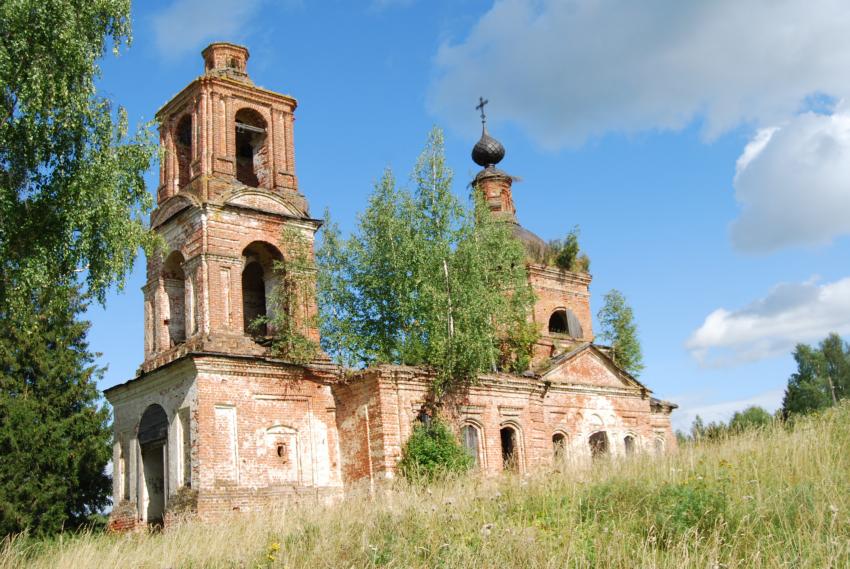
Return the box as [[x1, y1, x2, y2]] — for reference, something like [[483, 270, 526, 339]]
[[235, 109, 268, 188], [460, 424, 480, 466]]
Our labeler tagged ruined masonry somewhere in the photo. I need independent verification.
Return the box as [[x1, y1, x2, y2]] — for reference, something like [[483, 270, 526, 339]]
[[105, 43, 676, 529]]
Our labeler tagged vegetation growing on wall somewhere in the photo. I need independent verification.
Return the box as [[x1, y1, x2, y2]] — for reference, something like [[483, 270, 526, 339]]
[[526, 227, 591, 273], [315, 127, 537, 393], [259, 226, 320, 365]]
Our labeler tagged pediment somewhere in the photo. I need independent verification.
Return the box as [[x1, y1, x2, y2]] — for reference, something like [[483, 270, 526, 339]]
[[151, 194, 199, 228], [541, 345, 644, 391], [224, 188, 301, 217]]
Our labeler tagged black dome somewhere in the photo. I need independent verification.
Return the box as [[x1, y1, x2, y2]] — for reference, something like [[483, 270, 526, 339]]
[[471, 128, 505, 167]]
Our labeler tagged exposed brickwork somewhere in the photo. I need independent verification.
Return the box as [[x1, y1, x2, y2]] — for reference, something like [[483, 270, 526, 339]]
[[335, 352, 675, 484], [105, 42, 675, 531]]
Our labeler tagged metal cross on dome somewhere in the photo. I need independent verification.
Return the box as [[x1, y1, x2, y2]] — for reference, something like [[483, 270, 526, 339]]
[[476, 96, 489, 126]]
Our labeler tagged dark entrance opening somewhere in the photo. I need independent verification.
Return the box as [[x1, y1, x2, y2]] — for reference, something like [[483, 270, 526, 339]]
[[589, 431, 609, 459], [235, 108, 267, 188], [500, 426, 519, 471], [175, 115, 192, 190], [624, 435, 635, 455], [548, 311, 567, 334], [139, 404, 168, 525], [552, 432, 567, 461], [242, 261, 267, 335]]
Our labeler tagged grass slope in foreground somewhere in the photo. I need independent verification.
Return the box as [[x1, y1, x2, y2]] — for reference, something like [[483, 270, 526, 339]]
[[3, 404, 850, 568]]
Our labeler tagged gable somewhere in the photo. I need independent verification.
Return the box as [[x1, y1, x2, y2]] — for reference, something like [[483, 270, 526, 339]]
[[151, 194, 198, 228], [225, 189, 301, 217], [543, 348, 639, 390]]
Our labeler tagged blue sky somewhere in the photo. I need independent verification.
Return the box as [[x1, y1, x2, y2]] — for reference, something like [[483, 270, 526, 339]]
[[89, 0, 850, 431]]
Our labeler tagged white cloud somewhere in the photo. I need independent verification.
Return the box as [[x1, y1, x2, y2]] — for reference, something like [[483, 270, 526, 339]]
[[687, 276, 850, 366], [731, 110, 850, 252], [429, 0, 850, 148], [151, 0, 267, 57], [671, 388, 784, 432]]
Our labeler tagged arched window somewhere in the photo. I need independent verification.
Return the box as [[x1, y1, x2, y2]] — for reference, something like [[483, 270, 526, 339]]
[[548, 308, 583, 338], [235, 108, 268, 188], [624, 434, 636, 455], [175, 115, 192, 190], [500, 426, 520, 471], [162, 251, 186, 346], [552, 432, 568, 460], [654, 437, 665, 455], [589, 431, 609, 459], [460, 424, 481, 466], [242, 242, 283, 336]]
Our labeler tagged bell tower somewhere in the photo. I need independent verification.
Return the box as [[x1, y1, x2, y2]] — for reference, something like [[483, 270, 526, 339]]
[[469, 98, 594, 367], [142, 42, 320, 372]]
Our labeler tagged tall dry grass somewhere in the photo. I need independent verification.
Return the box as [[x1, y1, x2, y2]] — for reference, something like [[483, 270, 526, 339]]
[[2, 403, 849, 568]]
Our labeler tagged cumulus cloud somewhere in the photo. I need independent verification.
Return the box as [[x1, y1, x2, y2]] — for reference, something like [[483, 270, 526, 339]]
[[429, 0, 850, 147], [151, 0, 267, 57], [687, 277, 850, 366], [731, 111, 850, 252]]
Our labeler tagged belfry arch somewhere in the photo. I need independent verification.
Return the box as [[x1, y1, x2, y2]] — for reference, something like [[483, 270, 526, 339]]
[[175, 114, 192, 190], [241, 241, 283, 335], [235, 108, 268, 188], [162, 251, 186, 346]]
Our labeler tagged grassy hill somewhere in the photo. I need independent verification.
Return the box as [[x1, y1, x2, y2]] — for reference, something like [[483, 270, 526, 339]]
[[2, 404, 849, 568]]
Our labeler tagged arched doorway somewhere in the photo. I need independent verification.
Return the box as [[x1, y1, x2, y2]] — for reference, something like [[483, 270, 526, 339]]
[[500, 426, 520, 471], [589, 431, 609, 459], [552, 432, 568, 461], [624, 434, 636, 456], [139, 404, 168, 525]]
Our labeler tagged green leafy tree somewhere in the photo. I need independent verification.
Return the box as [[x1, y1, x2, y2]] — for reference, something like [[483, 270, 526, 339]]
[[596, 289, 644, 376], [0, 287, 111, 537], [782, 333, 850, 417], [397, 418, 473, 481], [316, 128, 537, 393], [728, 406, 772, 432], [0, 0, 156, 316]]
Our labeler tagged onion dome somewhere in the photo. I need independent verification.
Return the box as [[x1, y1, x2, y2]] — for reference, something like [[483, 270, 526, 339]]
[[472, 127, 506, 168]]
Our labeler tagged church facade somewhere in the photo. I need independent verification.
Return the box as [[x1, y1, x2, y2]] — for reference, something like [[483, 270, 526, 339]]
[[105, 43, 675, 530]]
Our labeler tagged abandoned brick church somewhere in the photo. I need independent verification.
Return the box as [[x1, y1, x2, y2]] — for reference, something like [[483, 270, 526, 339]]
[[105, 43, 676, 528]]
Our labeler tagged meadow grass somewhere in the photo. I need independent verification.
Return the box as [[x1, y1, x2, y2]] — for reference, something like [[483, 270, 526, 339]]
[[2, 403, 849, 568]]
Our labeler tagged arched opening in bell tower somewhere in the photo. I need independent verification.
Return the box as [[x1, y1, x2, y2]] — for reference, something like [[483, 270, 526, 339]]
[[175, 115, 192, 190], [162, 251, 186, 346], [548, 308, 583, 338], [235, 108, 268, 188], [241, 241, 283, 336]]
